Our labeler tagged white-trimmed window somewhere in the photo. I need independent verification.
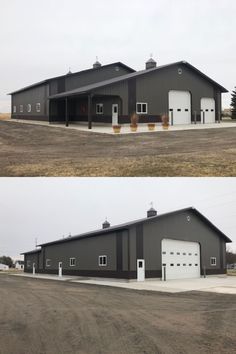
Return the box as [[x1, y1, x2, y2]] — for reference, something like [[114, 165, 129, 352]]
[[99, 255, 107, 266], [27, 260, 31, 268], [20, 105, 23, 113], [46, 259, 51, 267], [96, 103, 103, 115], [210, 257, 216, 266], [13, 105, 16, 113], [136, 102, 148, 114], [36, 103, 41, 113], [27, 104, 31, 113], [70, 258, 76, 267]]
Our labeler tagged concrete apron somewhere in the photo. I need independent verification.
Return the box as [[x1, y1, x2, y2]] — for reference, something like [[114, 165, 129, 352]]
[[12, 273, 236, 294], [8, 119, 236, 135]]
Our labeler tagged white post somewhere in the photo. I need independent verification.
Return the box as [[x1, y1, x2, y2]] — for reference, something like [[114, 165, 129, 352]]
[[58, 262, 62, 277], [33, 263, 35, 275]]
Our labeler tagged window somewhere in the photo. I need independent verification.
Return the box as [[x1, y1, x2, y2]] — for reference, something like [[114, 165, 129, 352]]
[[138, 261, 143, 268], [96, 103, 103, 115], [195, 253, 198, 256], [13, 106, 16, 113], [189, 264, 192, 266], [195, 264, 198, 266], [70, 258, 76, 267], [177, 264, 180, 266], [99, 255, 107, 266], [46, 259, 51, 267], [210, 257, 216, 266], [183, 252, 186, 255], [177, 252, 180, 255], [27, 104, 31, 113], [27, 260, 31, 267], [170, 263, 174, 266], [177, 109, 181, 112], [36, 103, 41, 113], [136, 103, 148, 114], [189, 253, 192, 256], [20, 105, 23, 113], [183, 264, 186, 266], [170, 252, 174, 255], [162, 251, 166, 254]]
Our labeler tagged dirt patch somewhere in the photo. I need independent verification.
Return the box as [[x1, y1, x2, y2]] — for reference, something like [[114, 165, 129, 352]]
[[0, 121, 236, 176], [0, 274, 236, 354], [0, 113, 10, 121]]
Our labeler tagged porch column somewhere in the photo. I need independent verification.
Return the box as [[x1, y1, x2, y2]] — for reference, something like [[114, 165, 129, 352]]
[[65, 97, 69, 127], [88, 94, 92, 129]]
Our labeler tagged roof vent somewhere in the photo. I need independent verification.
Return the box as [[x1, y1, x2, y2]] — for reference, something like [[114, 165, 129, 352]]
[[93, 57, 102, 69], [145, 55, 157, 70], [102, 218, 110, 229], [66, 67, 72, 75], [147, 203, 157, 218]]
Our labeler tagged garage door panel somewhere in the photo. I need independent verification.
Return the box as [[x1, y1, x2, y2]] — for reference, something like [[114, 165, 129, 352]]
[[169, 91, 191, 125], [201, 98, 215, 123], [162, 239, 200, 280]]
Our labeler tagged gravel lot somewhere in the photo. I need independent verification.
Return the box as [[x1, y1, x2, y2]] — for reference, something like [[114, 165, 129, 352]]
[[0, 121, 236, 176], [0, 274, 236, 354]]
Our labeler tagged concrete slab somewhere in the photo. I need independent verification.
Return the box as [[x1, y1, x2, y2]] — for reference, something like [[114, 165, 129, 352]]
[[12, 273, 236, 294], [7, 119, 236, 135]]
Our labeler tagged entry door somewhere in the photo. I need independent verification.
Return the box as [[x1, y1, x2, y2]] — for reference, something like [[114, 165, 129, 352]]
[[33, 263, 35, 275], [137, 259, 145, 281], [201, 98, 215, 123], [169, 91, 191, 125], [161, 239, 200, 280], [112, 104, 118, 125], [58, 262, 62, 277]]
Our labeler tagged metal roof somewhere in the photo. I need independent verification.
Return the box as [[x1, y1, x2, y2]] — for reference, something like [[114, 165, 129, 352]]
[[48, 61, 228, 100], [21, 248, 41, 255], [32, 207, 231, 249], [8, 62, 135, 95]]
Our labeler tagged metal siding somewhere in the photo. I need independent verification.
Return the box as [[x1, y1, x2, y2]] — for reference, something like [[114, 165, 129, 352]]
[[136, 64, 215, 118], [129, 226, 137, 271], [65, 66, 131, 92], [42, 232, 117, 271], [94, 81, 129, 115], [116, 231, 123, 271], [142, 209, 224, 273], [122, 230, 129, 271], [11, 84, 49, 119], [136, 224, 143, 259]]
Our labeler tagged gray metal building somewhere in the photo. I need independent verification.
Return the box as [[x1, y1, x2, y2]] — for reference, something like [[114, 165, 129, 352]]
[[10, 58, 227, 128], [22, 207, 231, 281]]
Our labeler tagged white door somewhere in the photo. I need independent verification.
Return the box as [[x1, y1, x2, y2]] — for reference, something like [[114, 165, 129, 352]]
[[137, 259, 145, 281], [201, 98, 215, 123], [169, 91, 191, 125], [33, 263, 35, 275], [161, 239, 200, 280], [112, 104, 118, 125], [58, 262, 62, 277]]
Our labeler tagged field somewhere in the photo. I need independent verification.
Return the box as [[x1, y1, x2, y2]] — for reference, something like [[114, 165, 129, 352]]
[[0, 274, 236, 354], [0, 120, 236, 176]]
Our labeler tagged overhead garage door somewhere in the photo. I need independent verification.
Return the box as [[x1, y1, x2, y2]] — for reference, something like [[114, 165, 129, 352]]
[[161, 239, 200, 280], [201, 98, 215, 123], [168, 90, 191, 125]]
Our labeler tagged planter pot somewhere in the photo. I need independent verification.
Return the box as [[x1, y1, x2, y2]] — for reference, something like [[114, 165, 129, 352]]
[[112, 125, 121, 134], [147, 123, 155, 131], [130, 124, 138, 132], [162, 124, 169, 130]]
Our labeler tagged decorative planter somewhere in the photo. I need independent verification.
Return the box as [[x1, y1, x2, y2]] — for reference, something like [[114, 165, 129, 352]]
[[130, 124, 138, 132], [162, 124, 169, 130], [147, 123, 155, 131], [112, 125, 121, 134]]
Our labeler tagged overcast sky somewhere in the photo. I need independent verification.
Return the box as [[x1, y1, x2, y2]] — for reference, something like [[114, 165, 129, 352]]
[[0, 0, 235, 112], [0, 178, 236, 259]]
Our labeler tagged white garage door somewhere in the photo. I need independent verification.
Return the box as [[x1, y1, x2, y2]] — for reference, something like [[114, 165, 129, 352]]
[[201, 98, 215, 123], [161, 239, 200, 280], [168, 90, 191, 125]]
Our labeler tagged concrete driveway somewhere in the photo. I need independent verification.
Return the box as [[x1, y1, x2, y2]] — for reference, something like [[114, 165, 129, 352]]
[[13, 273, 236, 294]]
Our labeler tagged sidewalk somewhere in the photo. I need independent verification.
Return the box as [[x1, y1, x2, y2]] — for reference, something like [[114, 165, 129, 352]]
[[8, 119, 236, 135], [12, 272, 236, 294]]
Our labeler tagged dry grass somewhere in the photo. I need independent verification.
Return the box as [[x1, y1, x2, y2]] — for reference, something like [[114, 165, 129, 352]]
[[0, 113, 11, 121]]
